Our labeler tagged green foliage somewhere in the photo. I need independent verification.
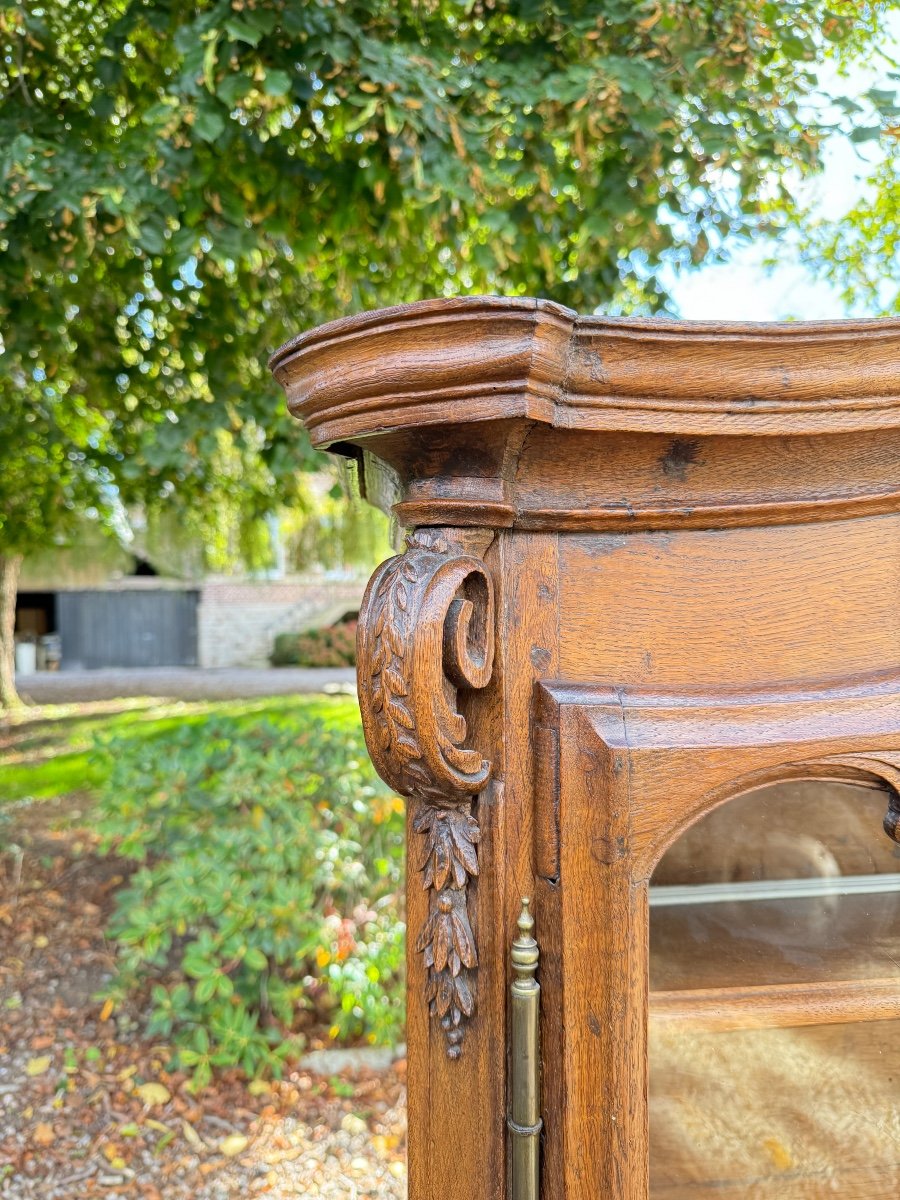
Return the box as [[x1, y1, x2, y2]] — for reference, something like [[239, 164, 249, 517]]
[[282, 474, 394, 574], [95, 710, 405, 1086], [0, 693, 362, 804], [788, 69, 900, 314], [798, 156, 900, 314], [271, 621, 357, 668], [0, 0, 891, 574]]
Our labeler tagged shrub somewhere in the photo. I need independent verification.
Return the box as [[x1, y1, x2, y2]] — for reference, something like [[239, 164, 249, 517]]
[[95, 706, 405, 1087], [271, 620, 357, 668]]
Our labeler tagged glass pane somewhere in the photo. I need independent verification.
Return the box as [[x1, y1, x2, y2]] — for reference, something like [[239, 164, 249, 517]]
[[649, 780, 900, 1198]]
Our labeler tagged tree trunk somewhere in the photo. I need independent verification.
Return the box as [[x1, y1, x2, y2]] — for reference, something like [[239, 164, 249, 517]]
[[0, 554, 23, 712]]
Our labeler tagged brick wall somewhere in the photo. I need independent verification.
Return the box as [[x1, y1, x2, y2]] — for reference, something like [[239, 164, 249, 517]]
[[196, 576, 367, 668]]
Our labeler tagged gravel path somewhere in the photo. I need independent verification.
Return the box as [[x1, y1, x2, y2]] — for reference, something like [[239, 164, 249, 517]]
[[15, 668, 356, 705]]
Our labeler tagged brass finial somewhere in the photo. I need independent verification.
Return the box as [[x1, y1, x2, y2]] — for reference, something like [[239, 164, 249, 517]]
[[511, 897, 539, 985], [508, 896, 541, 1200]]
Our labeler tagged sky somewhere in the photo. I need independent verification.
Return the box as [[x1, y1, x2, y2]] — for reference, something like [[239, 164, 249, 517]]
[[665, 20, 899, 322]]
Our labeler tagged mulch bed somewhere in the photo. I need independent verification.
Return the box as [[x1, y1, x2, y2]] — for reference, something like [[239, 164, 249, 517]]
[[0, 796, 407, 1198]]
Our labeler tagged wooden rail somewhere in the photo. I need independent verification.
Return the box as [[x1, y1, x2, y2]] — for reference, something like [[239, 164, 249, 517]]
[[650, 977, 900, 1031]]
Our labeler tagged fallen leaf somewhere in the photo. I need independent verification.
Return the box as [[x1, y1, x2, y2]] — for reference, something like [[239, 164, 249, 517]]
[[102, 1142, 127, 1169], [181, 1119, 206, 1150], [153, 1130, 175, 1155], [341, 1113, 367, 1136], [32, 1123, 54, 1146], [136, 1082, 171, 1106], [25, 1055, 52, 1077], [99, 998, 115, 1021], [219, 1133, 249, 1157]]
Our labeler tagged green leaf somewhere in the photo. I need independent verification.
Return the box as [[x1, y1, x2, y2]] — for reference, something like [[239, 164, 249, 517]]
[[138, 215, 167, 256], [224, 14, 273, 46], [849, 126, 883, 144], [194, 975, 218, 1004], [141, 100, 176, 126], [216, 74, 253, 107], [194, 106, 226, 143], [262, 69, 291, 98]]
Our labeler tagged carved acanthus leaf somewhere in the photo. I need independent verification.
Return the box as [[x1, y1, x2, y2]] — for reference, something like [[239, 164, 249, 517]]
[[357, 529, 494, 1057], [413, 804, 481, 890]]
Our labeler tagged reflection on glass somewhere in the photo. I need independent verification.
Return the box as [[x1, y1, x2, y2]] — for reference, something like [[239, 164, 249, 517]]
[[649, 780, 900, 1198]]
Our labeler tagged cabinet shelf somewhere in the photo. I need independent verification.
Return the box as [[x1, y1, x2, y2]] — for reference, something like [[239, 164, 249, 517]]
[[650, 976, 900, 1031]]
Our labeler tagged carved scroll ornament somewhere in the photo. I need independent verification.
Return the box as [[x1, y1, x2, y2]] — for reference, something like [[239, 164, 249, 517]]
[[357, 530, 495, 1057]]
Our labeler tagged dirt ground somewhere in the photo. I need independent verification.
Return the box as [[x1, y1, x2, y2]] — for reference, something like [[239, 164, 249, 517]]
[[0, 795, 407, 1199]]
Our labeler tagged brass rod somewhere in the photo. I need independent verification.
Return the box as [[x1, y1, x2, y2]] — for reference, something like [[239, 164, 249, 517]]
[[509, 897, 541, 1200]]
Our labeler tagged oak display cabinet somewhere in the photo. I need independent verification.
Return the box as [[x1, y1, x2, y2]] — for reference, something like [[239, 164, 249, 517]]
[[271, 297, 900, 1200]]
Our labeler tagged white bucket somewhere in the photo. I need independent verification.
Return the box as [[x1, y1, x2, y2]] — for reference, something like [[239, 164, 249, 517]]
[[15, 641, 37, 675]]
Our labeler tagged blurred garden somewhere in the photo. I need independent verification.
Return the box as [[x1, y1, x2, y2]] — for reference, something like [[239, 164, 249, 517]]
[[0, 695, 407, 1195], [4, 0, 900, 1195]]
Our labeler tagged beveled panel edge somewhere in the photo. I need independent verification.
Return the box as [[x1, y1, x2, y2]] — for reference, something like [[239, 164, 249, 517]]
[[535, 665, 900, 713], [270, 295, 900, 442]]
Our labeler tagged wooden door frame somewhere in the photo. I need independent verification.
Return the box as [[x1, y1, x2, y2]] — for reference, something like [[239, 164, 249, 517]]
[[533, 676, 900, 1200]]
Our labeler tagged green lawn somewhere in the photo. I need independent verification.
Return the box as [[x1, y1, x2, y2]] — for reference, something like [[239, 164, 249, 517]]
[[0, 694, 362, 806]]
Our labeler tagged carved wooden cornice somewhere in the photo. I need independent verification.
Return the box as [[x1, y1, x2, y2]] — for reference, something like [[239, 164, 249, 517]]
[[271, 298, 900, 534], [356, 529, 495, 1057], [270, 295, 900, 442]]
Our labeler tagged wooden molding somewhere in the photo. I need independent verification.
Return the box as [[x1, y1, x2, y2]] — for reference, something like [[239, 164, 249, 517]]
[[537, 677, 900, 876], [650, 978, 900, 1032], [271, 295, 900, 441], [356, 528, 495, 1057], [273, 299, 900, 534]]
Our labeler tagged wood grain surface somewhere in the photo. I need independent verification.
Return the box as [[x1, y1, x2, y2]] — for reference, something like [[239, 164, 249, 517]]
[[272, 297, 900, 1200], [649, 978, 900, 1031], [559, 517, 900, 688], [271, 296, 900, 440]]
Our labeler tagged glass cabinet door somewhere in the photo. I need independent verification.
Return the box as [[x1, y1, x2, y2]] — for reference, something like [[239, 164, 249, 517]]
[[649, 780, 900, 1199]]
